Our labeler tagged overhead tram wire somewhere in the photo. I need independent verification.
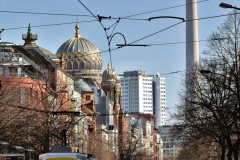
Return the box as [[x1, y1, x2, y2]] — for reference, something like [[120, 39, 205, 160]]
[[121, 0, 209, 19], [0, 10, 93, 17], [1, 10, 234, 57], [2, 12, 236, 34], [3, 20, 98, 31], [1, 1, 210, 69], [0, 0, 209, 20], [77, 0, 121, 70]]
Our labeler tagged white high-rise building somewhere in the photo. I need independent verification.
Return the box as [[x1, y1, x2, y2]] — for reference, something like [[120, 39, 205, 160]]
[[121, 71, 166, 127], [121, 70, 153, 114], [153, 72, 166, 127]]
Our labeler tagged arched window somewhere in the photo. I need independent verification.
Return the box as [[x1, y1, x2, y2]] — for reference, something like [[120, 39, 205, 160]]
[[68, 55, 71, 59], [91, 62, 95, 70], [96, 63, 99, 70], [67, 61, 72, 70], [73, 61, 78, 70], [86, 61, 90, 69], [99, 63, 102, 70], [80, 61, 85, 69]]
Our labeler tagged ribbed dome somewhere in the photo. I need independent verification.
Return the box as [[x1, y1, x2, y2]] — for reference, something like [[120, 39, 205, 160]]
[[56, 37, 100, 54], [55, 24, 102, 82], [102, 63, 116, 82], [56, 24, 100, 54], [75, 79, 92, 92]]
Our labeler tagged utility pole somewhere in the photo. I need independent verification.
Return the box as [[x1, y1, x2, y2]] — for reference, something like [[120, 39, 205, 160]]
[[0, 29, 4, 42]]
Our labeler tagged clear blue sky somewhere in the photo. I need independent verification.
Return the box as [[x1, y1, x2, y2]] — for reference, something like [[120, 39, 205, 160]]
[[0, 0, 238, 124]]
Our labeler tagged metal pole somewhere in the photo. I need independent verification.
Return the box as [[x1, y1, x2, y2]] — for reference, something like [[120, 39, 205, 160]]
[[82, 142, 83, 153], [0, 29, 4, 42], [62, 129, 67, 147]]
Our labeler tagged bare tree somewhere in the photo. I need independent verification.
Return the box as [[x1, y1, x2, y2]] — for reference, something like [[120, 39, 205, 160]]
[[0, 62, 80, 159], [172, 10, 240, 160]]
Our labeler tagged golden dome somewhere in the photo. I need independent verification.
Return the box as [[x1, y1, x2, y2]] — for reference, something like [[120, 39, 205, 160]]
[[56, 24, 102, 78], [102, 63, 119, 84]]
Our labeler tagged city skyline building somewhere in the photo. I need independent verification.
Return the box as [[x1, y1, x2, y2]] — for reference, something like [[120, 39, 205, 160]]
[[153, 73, 166, 127], [121, 70, 153, 114], [121, 70, 166, 127]]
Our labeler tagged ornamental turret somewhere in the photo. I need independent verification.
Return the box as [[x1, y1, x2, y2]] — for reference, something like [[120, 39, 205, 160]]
[[22, 23, 38, 46]]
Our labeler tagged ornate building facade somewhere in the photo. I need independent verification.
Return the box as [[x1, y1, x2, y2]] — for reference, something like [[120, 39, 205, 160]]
[[54, 24, 124, 158]]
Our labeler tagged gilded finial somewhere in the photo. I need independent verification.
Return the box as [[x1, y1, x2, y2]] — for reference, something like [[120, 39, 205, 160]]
[[27, 23, 32, 35], [107, 62, 110, 69], [75, 17, 80, 38]]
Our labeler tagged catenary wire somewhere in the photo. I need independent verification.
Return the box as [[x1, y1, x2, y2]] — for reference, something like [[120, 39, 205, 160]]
[[0, 10, 93, 17], [0, 0, 216, 60], [121, 0, 209, 18], [3, 20, 98, 30], [0, 0, 209, 19], [1, 12, 237, 53]]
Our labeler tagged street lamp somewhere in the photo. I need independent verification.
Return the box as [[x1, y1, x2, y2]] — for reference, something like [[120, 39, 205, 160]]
[[219, 2, 240, 10], [12, 146, 25, 153], [0, 141, 9, 153], [25, 149, 35, 160], [0, 141, 9, 146]]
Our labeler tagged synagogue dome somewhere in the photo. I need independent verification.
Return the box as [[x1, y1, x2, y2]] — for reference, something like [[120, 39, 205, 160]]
[[56, 24, 102, 81]]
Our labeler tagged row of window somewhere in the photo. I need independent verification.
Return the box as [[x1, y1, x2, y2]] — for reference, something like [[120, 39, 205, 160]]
[[130, 106, 138, 108], [130, 102, 139, 104], [143, 106, 152, 108], [66, 61, 102, 71], [143, 86, 152, 89], [143, 98, 152, 100], [143, 83, 152, 85], [143, 109, 152, 112], [143, 90, 152, 93], [143, 102, 152, 104], [143, 79, 152, 81], [130, 98, 138, 100]]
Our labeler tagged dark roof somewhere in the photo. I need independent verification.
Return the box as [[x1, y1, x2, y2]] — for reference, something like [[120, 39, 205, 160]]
[[12, 45, 34, 58], [39, 46, 58, 59]]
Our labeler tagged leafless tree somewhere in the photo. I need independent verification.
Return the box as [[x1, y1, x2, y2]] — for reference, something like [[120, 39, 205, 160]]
[[0, 66, 79, 158], [172, 10, 240, 160]]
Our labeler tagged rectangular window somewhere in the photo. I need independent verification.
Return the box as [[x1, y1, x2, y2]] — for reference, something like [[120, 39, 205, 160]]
[[86, 95, 90, 100], [20, 88, 28, 104]]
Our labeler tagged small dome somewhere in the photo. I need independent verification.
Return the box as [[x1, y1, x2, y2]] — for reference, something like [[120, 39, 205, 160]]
[[75, 79, 92, 92], [102, 63, 116, 82]]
